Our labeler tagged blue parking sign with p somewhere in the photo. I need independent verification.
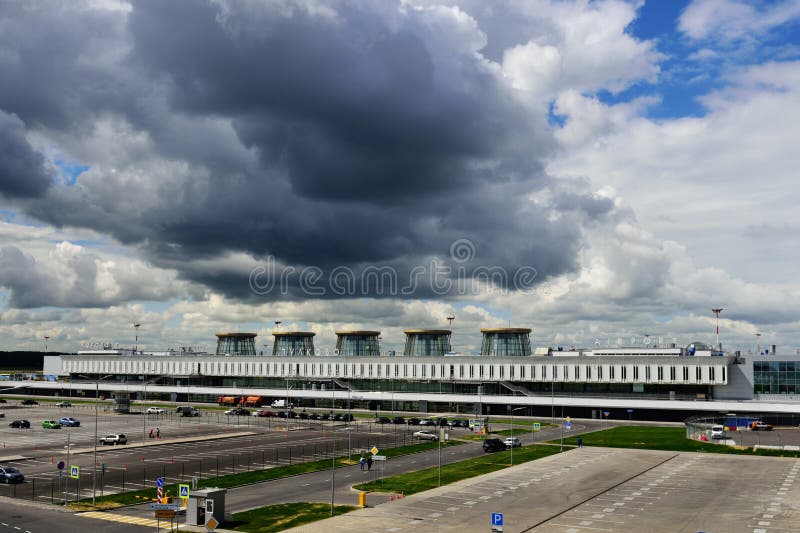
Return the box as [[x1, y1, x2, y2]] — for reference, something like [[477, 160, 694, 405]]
[[492, 513, 503, 526]]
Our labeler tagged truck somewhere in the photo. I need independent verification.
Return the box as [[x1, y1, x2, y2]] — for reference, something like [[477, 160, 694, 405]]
[[217, 396, 239, 406], [240, 396, 265, 407], [176, 406, 200, 417], [270, 399, 293, 409]]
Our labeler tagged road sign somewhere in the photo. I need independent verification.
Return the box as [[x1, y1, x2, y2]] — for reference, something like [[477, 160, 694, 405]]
[[627, 409, 634, 413], [491, 512, 504, 532], [603, 411, 610, 417], [154, 510, 175, 519], [150, 503, 181, 510], [372, 455, 386, 461], [156, 477, 164, 487], [179, 484, 190, 498], [206, 516, 219, 532], [565, 416, 571, 422], [57, 461, 65, 470], [69, 465, 79, 479], [533, 422, 541, 431], [371, 446, 379, 455]]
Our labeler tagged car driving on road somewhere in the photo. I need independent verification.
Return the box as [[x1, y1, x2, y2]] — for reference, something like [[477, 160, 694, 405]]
[[504, 437, 521, 448], [99, 434, 127, 445], [0, 465, 24, 484], [42, 420, 62, 429], [9, 420, 30, 429], [56, 401, 72, 407], [21, 399, 38, 406], [751, 421, 773, 431], [145, 407, 165, 415], [413, 430, 438, 441], [59, 417, 80, 427], [224, 408, 250, 416]]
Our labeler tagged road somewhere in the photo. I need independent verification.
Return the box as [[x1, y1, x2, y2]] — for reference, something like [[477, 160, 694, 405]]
[[0, 496, 147, 532]]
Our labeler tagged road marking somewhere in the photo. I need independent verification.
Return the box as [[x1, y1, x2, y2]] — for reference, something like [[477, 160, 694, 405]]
[[81, 511, 164, 527]]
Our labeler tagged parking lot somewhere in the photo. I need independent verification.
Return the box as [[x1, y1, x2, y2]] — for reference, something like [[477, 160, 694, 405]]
[[0, 401, 463, 503], [288, 447, 800, 533]]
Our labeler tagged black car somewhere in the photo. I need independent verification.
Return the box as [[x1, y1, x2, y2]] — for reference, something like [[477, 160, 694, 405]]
[[9, 420, 30, 429], [377, 416, 391, 424], [320, 413, 330, 421], [21, 399, 38, 406], [341, 413, 354, 422], [299, 412, 309, 420], [483, 438, 507, 453], [407, 418, 421, 426], [391, 416, 405, 424], [309, 413, 320, 420], [0, 465, 24, 484], [332, 414, 343, 421], [451, 419, 468, 428], [0, 399, 7, 404], [435, 417, 448, 426]]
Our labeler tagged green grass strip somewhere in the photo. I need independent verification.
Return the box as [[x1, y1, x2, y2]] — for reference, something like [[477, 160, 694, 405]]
[[354, 444, 562, 495], [230, 502, 356, 532], [555, 426, 800, 458]]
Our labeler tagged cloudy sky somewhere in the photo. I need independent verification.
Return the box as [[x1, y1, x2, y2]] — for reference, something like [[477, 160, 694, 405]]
[[1, 0, 799, 354]]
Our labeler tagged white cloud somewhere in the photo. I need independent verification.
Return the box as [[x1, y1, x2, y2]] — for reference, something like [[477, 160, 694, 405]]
[[679, 0, 800, 42]]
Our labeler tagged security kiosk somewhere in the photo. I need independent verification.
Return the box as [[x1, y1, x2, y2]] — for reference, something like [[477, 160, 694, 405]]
[[186, 487, 227, 526]]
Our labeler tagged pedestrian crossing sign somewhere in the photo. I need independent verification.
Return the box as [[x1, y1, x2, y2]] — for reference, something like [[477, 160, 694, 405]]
[[70, 465, 79, 479], [179, 484, 190, 498]]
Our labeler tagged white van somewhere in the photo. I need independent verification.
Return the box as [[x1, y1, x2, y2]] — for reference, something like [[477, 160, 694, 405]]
[[710, 425, 725, 439]]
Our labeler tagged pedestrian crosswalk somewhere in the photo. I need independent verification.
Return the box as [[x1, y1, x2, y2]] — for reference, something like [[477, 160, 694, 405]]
[[80, 510, 172, 528]]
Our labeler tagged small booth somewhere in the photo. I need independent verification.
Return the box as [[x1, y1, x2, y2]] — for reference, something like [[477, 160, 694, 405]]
[[186, 487, 227, 527]]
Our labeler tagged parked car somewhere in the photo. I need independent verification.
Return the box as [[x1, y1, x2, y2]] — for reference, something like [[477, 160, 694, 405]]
[[483, 438, 507, 452], [418, 418, 433, 426], [407, 418, 421, 426], [332, 414, 343, 421], [342, 413, 354, 422], [99, 434, 127, 445], [42, 420, 62, 429], [413, 430, 438, 441], [0, 465, 24, 484], [145, 407, 165, 415], [377, 416, 391, 424], [751, 421, 773, 431], [21, 399, 38, 406], [0, 399, 7, 404], [392, 416, 405, 425], [176, 406, 200, 417], [9, 420, 30, 429], [309, 413, 320, 420], [59, 417, 80, 427], [504, 437, 522, 448], [450, 419, 468, 428], [224, 408, 250, 416], [435, 417, 448, 427], [319, 413, 330, 421], [252, 409, 274, 417], [710, 425, 725, 439], [56, 401, 72, 408], [299, 412, 309, 420], [0, 412, 4, 419]]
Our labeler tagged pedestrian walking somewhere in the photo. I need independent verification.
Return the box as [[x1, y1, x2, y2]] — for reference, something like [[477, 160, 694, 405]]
[[577, 436, 583, 448], [367, 456, 373, 471], [156, 427, 160, 439], [359, 456, 366, 471]]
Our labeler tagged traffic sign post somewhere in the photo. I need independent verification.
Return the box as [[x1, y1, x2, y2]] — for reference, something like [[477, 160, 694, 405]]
[[371, 446, 379, 455], [156, 476, 164, 503], [491, 512, 504, 532], [69, 465, 80, 479], [179, 483, 190, 507], [627, 409, 633, 422]]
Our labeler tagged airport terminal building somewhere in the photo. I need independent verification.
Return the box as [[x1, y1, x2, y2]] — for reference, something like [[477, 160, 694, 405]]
[[28, 329, 800, 421]]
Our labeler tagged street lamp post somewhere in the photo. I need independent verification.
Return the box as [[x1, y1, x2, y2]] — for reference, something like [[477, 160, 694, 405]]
[[78, 374, 112, 506], [511, 407, 526, 466]]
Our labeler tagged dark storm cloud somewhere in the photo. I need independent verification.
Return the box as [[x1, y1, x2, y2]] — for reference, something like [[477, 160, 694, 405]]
[[0, 111, 51, 198], [0, 1, 613, 303]]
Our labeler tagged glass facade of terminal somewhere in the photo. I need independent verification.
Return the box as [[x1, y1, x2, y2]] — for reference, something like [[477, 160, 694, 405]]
[[215, 335, 256, 356], [273, 335, 315, 356], [336, 335, 380, 356], [480, 333, 532, 356], [754, 361, 800, 394], [404, 333, 451, 356]]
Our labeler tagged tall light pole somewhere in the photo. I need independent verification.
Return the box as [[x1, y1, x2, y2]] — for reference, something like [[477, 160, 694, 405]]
[[78, 374, 112, 506], [756, 332, 762, 355], [44, 335, 50, 352], [510, 407, 525, 466], [712, 308, 723, 350], [133, 323, 141, 352]]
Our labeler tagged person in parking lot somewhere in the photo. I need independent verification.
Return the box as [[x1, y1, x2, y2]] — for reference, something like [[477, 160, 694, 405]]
[[360, 456, 366, 471], [149, 428, 154, 438], [156, 427, 160, 439], [577, 436, 583, 448], [367, 456, 373, 471]]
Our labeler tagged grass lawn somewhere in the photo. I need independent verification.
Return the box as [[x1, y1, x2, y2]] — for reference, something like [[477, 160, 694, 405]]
[[75, 439, 462, 509], [354, 444, 562, 495], [230, 502, 356, 532], [556, 426, 800, 458]]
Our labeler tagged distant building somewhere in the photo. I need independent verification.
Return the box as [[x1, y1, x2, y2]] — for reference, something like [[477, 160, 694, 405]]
[[403, 329, 452, 356], [335, 330, 381, 356], [215, 332, 256, 356], [480, 328, 532, 356], [272, 331, 316, 356]]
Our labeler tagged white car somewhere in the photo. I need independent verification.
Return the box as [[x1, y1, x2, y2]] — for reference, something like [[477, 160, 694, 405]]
[[145, 407, 165, 415], [504, 437, 521, 448], [710, 425, 725, 439], [413, 430, 438, 441]]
